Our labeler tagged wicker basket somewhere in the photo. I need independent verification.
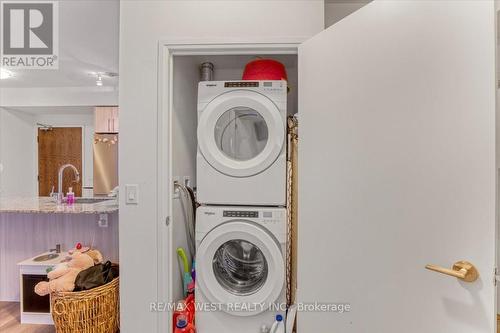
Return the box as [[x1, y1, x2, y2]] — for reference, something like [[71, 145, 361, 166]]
[[51, 278, 119, 333]]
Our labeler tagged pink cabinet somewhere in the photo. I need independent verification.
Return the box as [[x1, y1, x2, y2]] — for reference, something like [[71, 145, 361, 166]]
[[95, 106, 119, 133]]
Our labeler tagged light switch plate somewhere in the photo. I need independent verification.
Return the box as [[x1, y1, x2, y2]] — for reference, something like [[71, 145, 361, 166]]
[[98, 214, 108, 228], [125, 184, 139, 205]]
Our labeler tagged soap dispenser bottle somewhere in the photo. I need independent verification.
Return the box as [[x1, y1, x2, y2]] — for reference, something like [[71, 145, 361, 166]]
[[67, 187, 75, 205]]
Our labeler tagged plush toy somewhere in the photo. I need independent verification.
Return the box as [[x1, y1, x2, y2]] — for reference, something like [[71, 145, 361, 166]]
[[66, 242, 103, 265], [86, 249, 104, 265], [68, 242, 90, 254], [34, 251, 96, 296]]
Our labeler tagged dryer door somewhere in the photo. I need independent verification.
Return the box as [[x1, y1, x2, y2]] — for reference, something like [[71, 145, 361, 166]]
[[198, 90, 285, 177], [197, 221, 285, 316]]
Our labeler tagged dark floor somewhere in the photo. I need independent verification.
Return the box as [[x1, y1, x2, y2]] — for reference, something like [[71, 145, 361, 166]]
[[0, 302, 54, 333]]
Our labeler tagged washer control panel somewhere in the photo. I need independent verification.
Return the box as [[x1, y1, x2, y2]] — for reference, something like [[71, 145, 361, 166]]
[[197, 206, 287, 242], [223, 210, 259, 218], [222, 210, 284, 225]]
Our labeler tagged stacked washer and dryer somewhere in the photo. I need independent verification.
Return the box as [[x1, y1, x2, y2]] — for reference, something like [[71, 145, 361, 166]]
[[196, 80, 289, 333]]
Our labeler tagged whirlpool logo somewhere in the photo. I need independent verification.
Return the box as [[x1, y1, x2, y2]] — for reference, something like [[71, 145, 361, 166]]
[[1, 1, 58, 69]]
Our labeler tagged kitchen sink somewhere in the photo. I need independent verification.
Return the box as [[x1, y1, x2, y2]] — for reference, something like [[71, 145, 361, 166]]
[[74, 198, 111, 204], [33, 253, 59, 262]]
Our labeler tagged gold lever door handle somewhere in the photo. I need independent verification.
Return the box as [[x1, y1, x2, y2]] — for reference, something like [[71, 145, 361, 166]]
[[425, 261, 479, 282]]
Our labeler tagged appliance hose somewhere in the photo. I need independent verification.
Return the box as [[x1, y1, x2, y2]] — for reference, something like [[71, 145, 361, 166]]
[[174, 182, 196, 258]]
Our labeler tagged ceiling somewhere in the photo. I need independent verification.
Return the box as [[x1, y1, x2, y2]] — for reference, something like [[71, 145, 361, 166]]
[[0, 0, 119, 89], [6, 106, 94, 115]]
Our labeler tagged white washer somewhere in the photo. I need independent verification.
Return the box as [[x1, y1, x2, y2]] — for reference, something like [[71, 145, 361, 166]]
[[196, 206, 287, 333], [197, 81, 287, 206]]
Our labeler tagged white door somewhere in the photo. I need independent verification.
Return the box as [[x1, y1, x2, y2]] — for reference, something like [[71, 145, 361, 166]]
[[298, 1, 496, 332], [197, 221, 285, 316], [198, 90, 285, 177]]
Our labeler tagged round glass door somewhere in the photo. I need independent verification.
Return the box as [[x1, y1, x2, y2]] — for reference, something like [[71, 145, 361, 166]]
[[213, 239, 269, 296], [198, 90, 285, 178], [214, 108, 269, 162], [196, 221, 285, 316]]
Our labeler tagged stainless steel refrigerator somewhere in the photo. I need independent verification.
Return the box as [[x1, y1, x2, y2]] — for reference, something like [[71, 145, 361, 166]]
[[93, 134, 118, 195]]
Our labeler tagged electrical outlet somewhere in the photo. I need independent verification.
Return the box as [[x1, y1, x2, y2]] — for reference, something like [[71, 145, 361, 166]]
[[98, 214, 108, 228], [173, 177, 180, 199], [183, 176, 191, 188]]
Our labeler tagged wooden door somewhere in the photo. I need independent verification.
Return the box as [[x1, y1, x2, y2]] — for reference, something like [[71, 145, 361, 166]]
[[298, 1, 496, 332], [38, 128, 82, 197]]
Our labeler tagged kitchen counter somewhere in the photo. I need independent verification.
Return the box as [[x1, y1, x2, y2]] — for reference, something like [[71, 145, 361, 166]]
[[0, 197, 118, 214]]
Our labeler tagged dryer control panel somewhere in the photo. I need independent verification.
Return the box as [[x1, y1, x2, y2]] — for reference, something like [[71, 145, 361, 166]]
[[224, 81, 260, 88], [223, 210, 259, 218], [198, 80, 287, 105]]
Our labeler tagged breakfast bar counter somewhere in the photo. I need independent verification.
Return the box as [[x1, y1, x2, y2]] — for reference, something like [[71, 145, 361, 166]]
[[0, 197, 118, 214]]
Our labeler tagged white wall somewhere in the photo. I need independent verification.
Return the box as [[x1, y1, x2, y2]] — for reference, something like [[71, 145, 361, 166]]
[[0, 108, 95, 197], [119, 2, 324, 332], [0, 109, 37, 197], [0, 87, 118, 107], [170, 56, 199, 304]]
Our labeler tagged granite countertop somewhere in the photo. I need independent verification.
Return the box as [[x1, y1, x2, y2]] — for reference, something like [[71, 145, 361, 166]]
[[0, 197, 119, 214]]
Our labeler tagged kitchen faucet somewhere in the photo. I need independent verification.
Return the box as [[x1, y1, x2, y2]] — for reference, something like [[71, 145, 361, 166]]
[[56, 164, 80, 204], [50, 244, 61, 253]]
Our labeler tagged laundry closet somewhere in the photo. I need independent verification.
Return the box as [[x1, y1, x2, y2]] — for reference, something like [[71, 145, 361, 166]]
[[168, 52, 298, 333], [163, 4, 498, 333]]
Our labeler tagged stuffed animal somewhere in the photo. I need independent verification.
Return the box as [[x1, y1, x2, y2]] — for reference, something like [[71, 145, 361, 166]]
[[86, 249, 104, 265], [68, 242, 90, 254], [34, 251, 96, 296]]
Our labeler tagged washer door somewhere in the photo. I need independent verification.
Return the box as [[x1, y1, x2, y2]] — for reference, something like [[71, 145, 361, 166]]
[[198, 90, 285, 177], [197, 221, 285, 316]]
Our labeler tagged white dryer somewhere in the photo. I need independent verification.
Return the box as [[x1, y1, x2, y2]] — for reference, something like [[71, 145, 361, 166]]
[[197, 81, 287, 206], [195, 206, 287, 333]]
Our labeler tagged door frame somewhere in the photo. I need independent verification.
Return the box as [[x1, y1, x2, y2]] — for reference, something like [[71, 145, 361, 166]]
[[35, 125, 85, 197], [157, 39, 301, 333]]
